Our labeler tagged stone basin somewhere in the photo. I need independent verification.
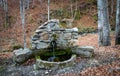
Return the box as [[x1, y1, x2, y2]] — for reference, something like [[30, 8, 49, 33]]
[[36, 55, 76, 69]]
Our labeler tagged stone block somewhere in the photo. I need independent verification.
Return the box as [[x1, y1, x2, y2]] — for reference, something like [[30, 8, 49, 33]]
[[72, 46, 94, 58], [69, 39, 78, 46], [13, 48, 32, 63], [63, 33, 72, 40], [36, 42, 49, 49], [40, 32, 49, 40]]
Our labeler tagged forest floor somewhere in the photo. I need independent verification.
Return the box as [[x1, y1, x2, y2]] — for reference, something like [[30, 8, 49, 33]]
[[0, 0, 119, 75], [0, 33, 120, 76]]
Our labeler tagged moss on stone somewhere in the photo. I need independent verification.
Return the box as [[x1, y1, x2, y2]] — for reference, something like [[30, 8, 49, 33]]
[[12, 44, 23, 50], [0, 66, 6, 72]]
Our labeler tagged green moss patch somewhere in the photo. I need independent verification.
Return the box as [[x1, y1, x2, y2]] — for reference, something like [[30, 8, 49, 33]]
[[0, 66, 6, 72]]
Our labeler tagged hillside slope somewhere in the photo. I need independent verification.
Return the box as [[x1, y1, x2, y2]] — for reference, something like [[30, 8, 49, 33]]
[[0, 0, 97, 51]]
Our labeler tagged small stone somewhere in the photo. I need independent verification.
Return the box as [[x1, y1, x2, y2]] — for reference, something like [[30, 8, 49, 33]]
[[72, 33, 78, 36], [73, 36, 79, 39], [35, 29, 42, 33], [32, 37, 38, 41], [65, 27, 78, 33], [72, 27, 78, 32], [31, 43, 36, 49], [51, 28, 63, 32], [45, 71, 49, 74], [32, 40, 39, 44], [33, 35, 39, 39], [89, 59, 100, 67]]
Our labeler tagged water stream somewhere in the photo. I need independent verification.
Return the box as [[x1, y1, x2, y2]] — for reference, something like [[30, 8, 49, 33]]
[[48, 39, 57, 62]]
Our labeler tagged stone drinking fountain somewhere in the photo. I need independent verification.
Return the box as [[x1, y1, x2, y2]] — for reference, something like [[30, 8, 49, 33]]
[[31, 19, 78, 69], [13, 19, 94, 70]]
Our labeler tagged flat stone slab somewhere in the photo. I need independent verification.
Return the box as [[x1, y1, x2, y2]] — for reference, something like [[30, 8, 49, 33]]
[[72, 46, 94, 58]]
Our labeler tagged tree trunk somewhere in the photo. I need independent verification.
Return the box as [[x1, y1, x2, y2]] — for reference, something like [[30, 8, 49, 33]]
[[70, 1, 73, 19], [48, 0, 50, 21], [97, 0, 111, 46], [20, 0, 27, 49], [97, 0, 103, 46], [115, 0, 120, 45], [3, 0, 8, 28], [102, 0, 111, 46], [25, 0, 29, 9], [32, 0, 34, 8], [110, 0, 114, 15], [0, 0, 4, 6]]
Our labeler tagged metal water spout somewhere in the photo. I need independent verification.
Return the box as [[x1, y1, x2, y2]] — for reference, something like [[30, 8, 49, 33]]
[[48, 32, 57, 62]]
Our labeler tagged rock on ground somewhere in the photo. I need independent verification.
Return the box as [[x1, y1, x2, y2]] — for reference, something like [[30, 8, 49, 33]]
[[13, 48, 32, 63]]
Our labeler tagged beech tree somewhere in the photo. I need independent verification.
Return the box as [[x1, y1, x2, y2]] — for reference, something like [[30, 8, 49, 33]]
[[97, 0, 111, 46], [115, 0, 120, 44], [20, 0, 26, 48]]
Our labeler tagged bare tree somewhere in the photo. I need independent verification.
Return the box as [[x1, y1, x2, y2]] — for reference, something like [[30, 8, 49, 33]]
[[62, 0, 78, 28], [3, 0, 8, 28], [70, 0, 73, 19], [115, 0, 120, 45], [48, 0, 50, 21], [25, 0, 30, 9], [110, 0, 114, 15], [0, 0, 4, 6], [20, 0, 26, 48], [97, 0, 111, 46]]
